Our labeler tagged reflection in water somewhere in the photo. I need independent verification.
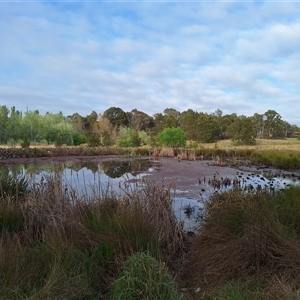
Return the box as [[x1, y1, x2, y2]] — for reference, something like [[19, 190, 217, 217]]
[[1, 158, 299, 233], [0, 159, 156, 199]]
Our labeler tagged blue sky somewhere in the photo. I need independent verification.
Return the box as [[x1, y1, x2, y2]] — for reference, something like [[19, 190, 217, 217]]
[[1, 1, 300, 125]]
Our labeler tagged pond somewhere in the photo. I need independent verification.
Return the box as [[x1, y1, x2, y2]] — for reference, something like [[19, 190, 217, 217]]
[[1, 156, 300, 232]]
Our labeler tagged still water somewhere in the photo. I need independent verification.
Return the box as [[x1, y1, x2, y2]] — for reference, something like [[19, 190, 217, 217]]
[[1, 158, 300, 232]]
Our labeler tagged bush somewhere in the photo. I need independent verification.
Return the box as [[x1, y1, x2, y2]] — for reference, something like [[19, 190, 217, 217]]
[[116, 127, 141, 147], [73, 133, 87, 146], [111, 252, 182, 300], [87, 132, 100, 147], [157, 127, 187, 147], [20, 134, 30, 149]]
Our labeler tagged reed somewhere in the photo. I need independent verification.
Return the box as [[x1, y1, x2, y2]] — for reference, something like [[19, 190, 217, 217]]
[[0, 174, 186, 299], [183, 187, 300, 299]]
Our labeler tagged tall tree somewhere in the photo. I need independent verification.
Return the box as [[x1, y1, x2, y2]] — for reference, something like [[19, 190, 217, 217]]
[[7, 106, 22, 143], [103, 107, 129, 128], [0, 105, 9, 143], [196, 113, 220, 143], [129, 109, 154, 131], [227, 116, 256, 145], [264, 110, 282, 138], [179, 109, 199, 140]]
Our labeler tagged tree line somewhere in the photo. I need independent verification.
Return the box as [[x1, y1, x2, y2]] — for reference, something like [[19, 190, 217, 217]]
[[0, 105, 299, 147]]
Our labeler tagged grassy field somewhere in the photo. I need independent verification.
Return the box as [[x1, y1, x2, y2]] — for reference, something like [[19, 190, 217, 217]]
[[201, 138, 300, 151], [2, 137, 300, 151]]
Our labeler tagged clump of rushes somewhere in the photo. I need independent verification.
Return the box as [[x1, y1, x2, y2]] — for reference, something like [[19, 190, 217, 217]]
[[0, 172, 30, 200], [111, 251, 183, 300], [0, 174, 186, 299], [184, 187, 300, 299]]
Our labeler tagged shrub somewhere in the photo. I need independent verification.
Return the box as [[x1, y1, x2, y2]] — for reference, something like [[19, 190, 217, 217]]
[[111, 251, 182, 300], [20, 134, 30, 149], [87, 132, 100, 147], [116, 127, 141, 147], [54, 134, 63, 147], [157, 127, 187, 147], [73, 133, 87, 146]]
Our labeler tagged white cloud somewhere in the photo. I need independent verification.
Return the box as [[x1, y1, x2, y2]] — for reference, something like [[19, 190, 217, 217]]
[[1, 1, 300, 125]]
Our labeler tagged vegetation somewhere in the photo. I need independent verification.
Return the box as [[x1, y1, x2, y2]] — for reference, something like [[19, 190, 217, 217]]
[[0, 175, 185, 299], [1, 168, 300, 299], [157, 127, 187, 147], [184, 187, 300, 299], [111, 252, 182, 299], [0, 105, 299, 149]]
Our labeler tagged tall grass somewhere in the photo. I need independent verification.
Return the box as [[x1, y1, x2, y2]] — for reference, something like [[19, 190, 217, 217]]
[[251, 150, 300, 169], [0, 172, 30, 200], [184, 187, 300, 299], [0, 175, 185, 299]]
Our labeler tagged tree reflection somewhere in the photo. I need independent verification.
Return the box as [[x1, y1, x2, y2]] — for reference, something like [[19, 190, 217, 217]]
[[100, 159, 151, 178]]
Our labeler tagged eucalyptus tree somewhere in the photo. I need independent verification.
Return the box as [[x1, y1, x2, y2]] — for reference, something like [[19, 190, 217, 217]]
[[179, 109, 199, 140], [227, 116, 256, 145], [129, 109, 154, 131], [103, 107, 129, 128], [264, 110, 283, 138], [22, 110, 45, 143], [196, 113, 220, 143], [7, 106, 22, 145], [0, 105, 9, 143], [252, 113, 265, 139]]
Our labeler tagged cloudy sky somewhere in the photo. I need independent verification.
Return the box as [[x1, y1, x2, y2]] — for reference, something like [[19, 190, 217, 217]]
[[1, 1, 300, 125]]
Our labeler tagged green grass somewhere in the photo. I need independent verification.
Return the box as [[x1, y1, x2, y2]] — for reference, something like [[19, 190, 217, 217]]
[[111, 251, 182, 300]]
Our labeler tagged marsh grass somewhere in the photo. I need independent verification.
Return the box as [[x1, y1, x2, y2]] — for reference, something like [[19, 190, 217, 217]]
[[184, 187, 300, 299], [0, 173, 30, 200], [111, 251, 183, 300], [251, 150, 300, 169], [0, 174, 185, 299]]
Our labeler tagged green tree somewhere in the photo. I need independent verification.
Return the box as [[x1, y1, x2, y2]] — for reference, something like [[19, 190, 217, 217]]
[[196, 113, 220, 143], [157, 127, 187, 147], [22, 110, 44, 143], [7, 106, 22, 144], [116, 127, 141, 147], [0, 105, 9, 144], [179, 109, 199, 140], [264, 109, 283, 138], [87, 132, 100, 147], [103, 107, 129, 128], [252, 113, 265, 139], [227, 116, 256, 145]]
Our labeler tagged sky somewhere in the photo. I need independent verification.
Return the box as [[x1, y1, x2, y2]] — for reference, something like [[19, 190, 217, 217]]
[[1, 1, 300, 125]]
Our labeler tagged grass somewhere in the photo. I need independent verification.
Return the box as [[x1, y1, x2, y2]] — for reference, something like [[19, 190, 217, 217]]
[[1, 140, 300, 298], [0, 175, 185, 299], [111, 251, 182, 300], [183, 187, 300, 299]]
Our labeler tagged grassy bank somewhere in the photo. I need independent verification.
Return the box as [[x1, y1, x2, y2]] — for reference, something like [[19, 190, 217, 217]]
[[1, 172, 300, 299], [0, 173, 185, 299], [1, 138, 300, 170]]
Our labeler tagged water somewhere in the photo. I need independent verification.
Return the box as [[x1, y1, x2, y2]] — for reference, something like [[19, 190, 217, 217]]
[[1, 158, 299, 233]]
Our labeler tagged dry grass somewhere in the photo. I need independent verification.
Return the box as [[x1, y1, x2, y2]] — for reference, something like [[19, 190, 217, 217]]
[[202, 138, 300, 151], [0, 174, 186, 299], [182, 188, 300, 299]]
